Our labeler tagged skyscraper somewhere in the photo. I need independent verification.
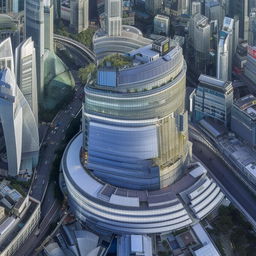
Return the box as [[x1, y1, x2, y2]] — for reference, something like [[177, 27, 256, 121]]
[[145, 0, 162, 16], [230, 0, 249, 40], [25, 0, 44, 101], [249, 8, 256, 46], [217, 17, 234, 81], [44, 0, 54, 51], [191, 1, 201, 15], [0, 38, 39, 177], [70, 0, 89, 33], [105, 0, 122, 36], [189, 13, 211, 74], [15, 37, 38, 123]]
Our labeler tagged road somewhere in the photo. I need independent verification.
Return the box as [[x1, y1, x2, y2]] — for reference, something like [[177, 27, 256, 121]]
[[190, 127, 256, 226], [13, 40, 91, 256]]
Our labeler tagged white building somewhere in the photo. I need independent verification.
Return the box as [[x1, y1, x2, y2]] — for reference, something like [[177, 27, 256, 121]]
[[15, 37, 38, 123], [154, 14, 170, 36], [70, 0, 89, 33], [105, 0, 122, 37], [0, 38, 39, 177], [217, 17, 234, 81]]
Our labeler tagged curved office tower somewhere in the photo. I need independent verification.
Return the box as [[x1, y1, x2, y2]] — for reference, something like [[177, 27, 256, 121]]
[[0, 38, 39, 177], [62, 37, 225, 235], [84, 38, 190, 190]]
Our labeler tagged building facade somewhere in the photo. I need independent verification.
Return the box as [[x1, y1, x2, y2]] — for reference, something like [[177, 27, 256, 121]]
[[248, 8, 256, 46], [231, 94, 256, 146], [44, 0, 54, 51], [154, 14, 170, 36], [192, 74, 233, 127], [0, 38, 39, 177], [70, 0, 89, 33], [25, 0, 44, 100], [145, 0, 162, 16], [15, 37, 38, 123], [105, 0, 122, 36], [217, 17, 234, 81], [230, 0, 249, 40], [189, 13, 210, 75]]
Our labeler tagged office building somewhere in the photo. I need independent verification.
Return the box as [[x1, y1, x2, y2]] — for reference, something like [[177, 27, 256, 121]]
[[0, 14, 21, 50], [62, 37, 225, 235], [217, 17, 234, 81], [245, 45, 256, 81], [145, 0, 162, 16], [15, 37, 38, 123], [231, 95, 256, 146], [70, 0, 89, 33], [164, 0, 189, 16], [189, 13, 211, 74], [154, 14, 170, 35], [0, 38, 39, 177], [230, 0, 249, 40], [44, 0, 54, 51], [25, 0, 44, 101], [105, 0, 122, 36], [248, 8, 256, 46], [205, 0, 225, 30], [191, 1, 201, 15], [192, 74, 233, 127]]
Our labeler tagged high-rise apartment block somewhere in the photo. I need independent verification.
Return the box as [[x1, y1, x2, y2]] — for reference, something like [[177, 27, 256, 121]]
[[70, 0, 89, 33], [154, 14, 170, 36], [105, 0, 122, 36], [192, 74, 233, 127]]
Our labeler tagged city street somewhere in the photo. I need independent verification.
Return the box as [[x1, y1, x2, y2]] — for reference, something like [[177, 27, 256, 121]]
[[191, 130, 256, 225], [13, 40, 90, 256]]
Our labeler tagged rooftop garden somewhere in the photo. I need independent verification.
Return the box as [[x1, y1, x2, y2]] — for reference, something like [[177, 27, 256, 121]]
[[79, 54, 133, 84], [99, 54, 133, 69]]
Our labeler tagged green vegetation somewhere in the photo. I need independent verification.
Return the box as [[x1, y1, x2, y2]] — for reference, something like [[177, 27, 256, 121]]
[[100, 54, 132, 69], [209, 205, 256, 256], [78, 63, 96, 84], [55, 19, 96, 49], [72, 28, 96, 49], [9, 179, 30, 196], [78, 54, 132, 85]]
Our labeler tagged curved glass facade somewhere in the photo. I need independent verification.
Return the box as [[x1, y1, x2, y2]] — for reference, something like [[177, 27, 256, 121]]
[[83, 42, 190, 190]]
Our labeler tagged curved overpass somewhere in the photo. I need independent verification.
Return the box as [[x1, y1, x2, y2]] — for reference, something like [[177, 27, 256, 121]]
[[53, 34, 96, 63]]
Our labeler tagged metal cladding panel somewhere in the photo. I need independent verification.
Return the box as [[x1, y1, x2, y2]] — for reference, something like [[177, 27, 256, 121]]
[[88, 121, 158, 160], [97, 69, 117, 87]]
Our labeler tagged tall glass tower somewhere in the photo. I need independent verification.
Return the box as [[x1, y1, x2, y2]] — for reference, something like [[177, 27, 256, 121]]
[[25, 0, 44, 100]]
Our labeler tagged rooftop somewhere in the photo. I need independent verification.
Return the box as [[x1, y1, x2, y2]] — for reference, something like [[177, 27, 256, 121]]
[[234, 94, 256, 120], [198, 74, 233, 92]]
